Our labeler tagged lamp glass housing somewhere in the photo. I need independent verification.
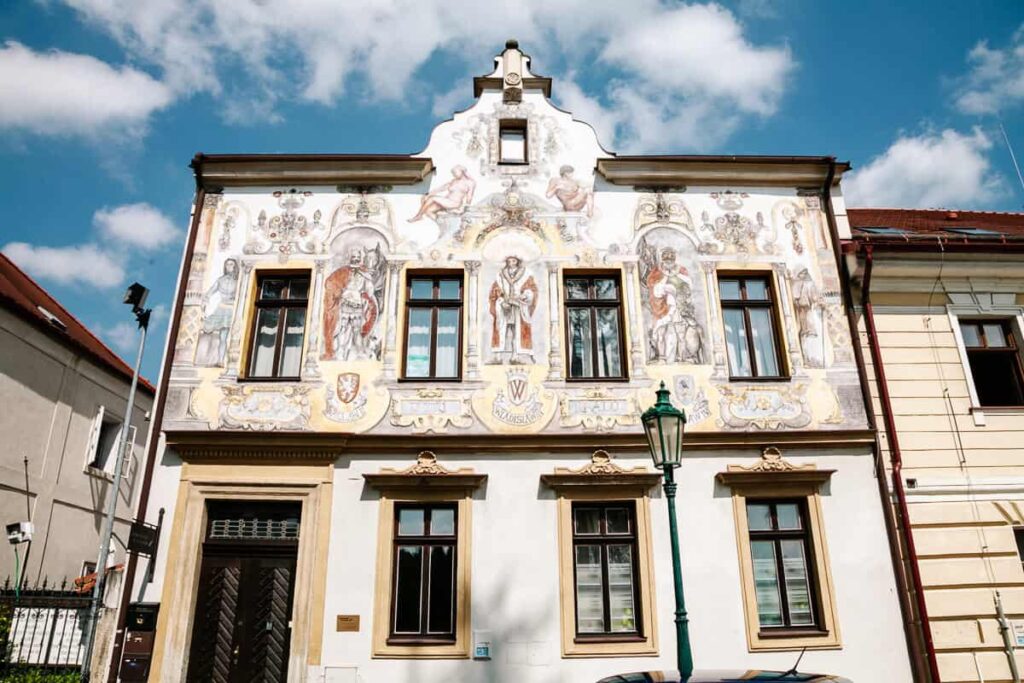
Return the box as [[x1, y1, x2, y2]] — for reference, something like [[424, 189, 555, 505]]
[[641, 382, 686, 469]]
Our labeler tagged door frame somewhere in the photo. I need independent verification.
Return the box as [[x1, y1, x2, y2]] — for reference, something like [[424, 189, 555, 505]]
[[149, 462, 333, 683]]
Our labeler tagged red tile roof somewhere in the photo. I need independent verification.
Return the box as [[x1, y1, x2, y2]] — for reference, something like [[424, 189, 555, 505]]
[[0, 253, 155, 393], [848, 208, 1024, 237]]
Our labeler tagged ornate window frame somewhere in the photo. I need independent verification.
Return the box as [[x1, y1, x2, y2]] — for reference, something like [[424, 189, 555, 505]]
[[717, 447, 840, 652], [540, 451, 661, 658], [364, 452, 486, 659]]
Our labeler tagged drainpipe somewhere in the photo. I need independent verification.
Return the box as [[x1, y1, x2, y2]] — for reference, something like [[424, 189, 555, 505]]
[[860, 244, 941, 682], [996, 591, 1022, 683]]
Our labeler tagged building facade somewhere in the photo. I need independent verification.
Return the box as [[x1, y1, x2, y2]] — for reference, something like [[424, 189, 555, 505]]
[[846, 209, 1024, 683], [0, 254, 154, 669], [127, 45, 913, 682]]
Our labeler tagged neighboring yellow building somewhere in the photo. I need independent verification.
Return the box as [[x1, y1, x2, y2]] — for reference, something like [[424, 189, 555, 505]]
[[846, 208, 1024, 683]]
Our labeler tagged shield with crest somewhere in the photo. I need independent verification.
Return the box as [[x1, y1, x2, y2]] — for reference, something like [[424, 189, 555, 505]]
[[506, 369, 529, 406], [336, 372, 361, 404]]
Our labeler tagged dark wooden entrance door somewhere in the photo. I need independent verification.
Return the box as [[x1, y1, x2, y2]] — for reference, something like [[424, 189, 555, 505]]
[[186, 502, 300, 683]]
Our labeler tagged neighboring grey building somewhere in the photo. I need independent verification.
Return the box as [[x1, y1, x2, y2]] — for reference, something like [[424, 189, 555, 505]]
[[0, 252, 154, 588]]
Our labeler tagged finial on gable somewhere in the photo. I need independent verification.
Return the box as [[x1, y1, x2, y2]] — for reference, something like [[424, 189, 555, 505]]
[[472, 42, 552, 101]]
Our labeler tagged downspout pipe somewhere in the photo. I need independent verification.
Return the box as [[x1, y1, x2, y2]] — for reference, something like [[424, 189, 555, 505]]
[[861, 244, 941, 682]]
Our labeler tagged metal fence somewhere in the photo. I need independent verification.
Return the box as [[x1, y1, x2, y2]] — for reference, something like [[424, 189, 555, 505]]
[[0, 577, 88, 672]]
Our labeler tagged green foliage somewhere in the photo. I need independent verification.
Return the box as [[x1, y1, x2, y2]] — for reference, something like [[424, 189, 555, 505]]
[[0, 670, 80, 683]]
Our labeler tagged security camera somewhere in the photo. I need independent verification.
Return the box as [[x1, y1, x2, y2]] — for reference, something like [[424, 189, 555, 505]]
[[6, 522, 33, 545]]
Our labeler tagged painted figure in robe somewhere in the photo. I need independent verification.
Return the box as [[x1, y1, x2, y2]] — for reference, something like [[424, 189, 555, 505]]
[[323, 245, 385, 361], [408, 166, 476, 223], [195, 258, 239, 366], [644, 247, 705, 364], [792, 267, 824, 367], [488, 255, 539, 364], [546, 165, 594, 217]]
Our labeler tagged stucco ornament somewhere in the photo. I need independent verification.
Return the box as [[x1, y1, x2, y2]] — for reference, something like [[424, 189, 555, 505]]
[[553, 450, 651, 476], [729, 446, 816, 473], [219, 384, 311, 431], [674, 375, 711, 427], [389, 388, 474, 434], [717, 383, 812, 430], [379, 451, 477, 477], [492, 368, 546, 426], [558, 388, 640, 432], [244, 190, 326, 263], [633, 189, 691, 233]]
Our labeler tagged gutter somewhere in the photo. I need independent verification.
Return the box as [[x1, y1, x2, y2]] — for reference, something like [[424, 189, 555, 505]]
[[105, 172, 208, 682], [819, 171, 934, 682], [860, 244, 941, 682]]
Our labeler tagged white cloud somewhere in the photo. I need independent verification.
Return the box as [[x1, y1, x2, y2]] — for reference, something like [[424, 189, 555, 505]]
[[95, 320, 138, 354], [93, 203, 181, 250], [2, 242, 126, 288], [844, 128, 1005, 208], [954, 25, 1024, 115], [0, 41, 172, 137], [56, 0, 792, 150]]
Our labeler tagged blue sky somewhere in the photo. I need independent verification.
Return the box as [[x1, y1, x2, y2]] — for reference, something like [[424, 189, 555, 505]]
[[1, 0, 1023, 381]]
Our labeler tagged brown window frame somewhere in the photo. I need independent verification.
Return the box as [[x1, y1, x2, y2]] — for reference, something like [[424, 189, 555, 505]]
[[746, 498, 824, 635], [498, 119, 528, 165], [245, 272, 310, 381], [388, 503, 459, 644], [570, 501, 644, 642], [401, 272, 464, 381], [960, 318, 1024, 407], [563, 272, 628, 381], [718, 273, 788, 381]]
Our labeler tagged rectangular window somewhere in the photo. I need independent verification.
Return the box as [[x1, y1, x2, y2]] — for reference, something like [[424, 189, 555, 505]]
[[247, 273, 309, 379], [390, 504, 458, 642], [959, 319, 1024, 406], [746, 500, 820, 631], [571, 502, 641, 638], [719, 275, 785, 379], [564, 274, 626, 379], [1015, 527, 1024, 568], [499, 119, 527, 164], [91, 414, 122, 470], [403, 274, 463, 380]]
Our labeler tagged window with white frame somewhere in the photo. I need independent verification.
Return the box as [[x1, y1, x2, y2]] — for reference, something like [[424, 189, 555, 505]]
[[86, 406, 136, 476], [958, 319, 1024, 407]]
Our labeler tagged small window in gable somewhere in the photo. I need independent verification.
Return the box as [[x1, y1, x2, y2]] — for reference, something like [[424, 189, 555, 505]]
[[499, 120, 527, 164]]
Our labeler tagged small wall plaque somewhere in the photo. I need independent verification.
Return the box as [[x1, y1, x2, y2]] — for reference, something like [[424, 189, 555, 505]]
[[336, 615, 360, 632]]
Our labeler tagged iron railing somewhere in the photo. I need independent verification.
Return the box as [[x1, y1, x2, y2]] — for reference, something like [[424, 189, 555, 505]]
[[0, 577, 89, 673]]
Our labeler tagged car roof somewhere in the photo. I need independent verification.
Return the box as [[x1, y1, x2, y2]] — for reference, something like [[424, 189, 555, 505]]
[[595, 670, 852, 683]]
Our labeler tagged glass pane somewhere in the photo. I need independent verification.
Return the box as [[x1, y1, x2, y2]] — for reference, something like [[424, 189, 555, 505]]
[[747, 503, 772, 531], [397, 508, 425, 536], [960, 323, 982, 347], [568, 308, 594, 378], [605, 507, 631, 535], [438, 279, 461, 300], [250, 308, 280, 377], [777, 503, 802, 530], [781, 540, 814, 626], [427, 545, 455, 634], [719, 279, 741, 300], [723, 308, 752, 377], [261, 279, 286, 300], [595, 308, 622, 378], [500, 129, 526, 162], [405, 308, 432, 378], [607, 545, 636, 632], [744, 279, 768, 300], [430, 508, 455, 536], [574, 545, 604, 633], [751, 541, 783, 627], [565, 279, 590, 300], [983, 323, 1008, 348], [287, 278, 309, 300], [594, 278, 617, 300], [435, 308, 460, 378], [749, 308, 780, 376], [573, 508, 601, 536], [394, 546, 422, 633], [278, 307, 306, 377], [410, 278, 433, 300]]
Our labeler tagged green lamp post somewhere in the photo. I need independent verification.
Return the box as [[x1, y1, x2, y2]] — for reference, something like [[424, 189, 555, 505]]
[[641, 381, 693, 680]]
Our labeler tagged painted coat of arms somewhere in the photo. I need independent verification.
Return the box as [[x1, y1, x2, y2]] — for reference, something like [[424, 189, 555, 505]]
[[325, 372, 368, 423], [492, 368, 545, 426]]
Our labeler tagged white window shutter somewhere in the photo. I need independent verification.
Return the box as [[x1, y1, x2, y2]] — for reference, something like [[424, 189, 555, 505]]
[[86, 406, 104, 468], [121, 425, 138, 481]]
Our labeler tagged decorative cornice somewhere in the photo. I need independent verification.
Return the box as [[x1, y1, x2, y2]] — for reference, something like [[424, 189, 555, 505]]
[[363, 451, 487, 490], [596, 156, 848, 188], [191, 154, 434, 190], [717, 447, 835, 487], [541, 450, 662, 490]]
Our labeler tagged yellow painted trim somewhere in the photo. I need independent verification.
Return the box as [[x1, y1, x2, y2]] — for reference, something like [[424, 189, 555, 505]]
[[148, 462, 333, 681], [727, 482, 841, 652], [554, 486, 659, 658], [371, 488, 472, 658]]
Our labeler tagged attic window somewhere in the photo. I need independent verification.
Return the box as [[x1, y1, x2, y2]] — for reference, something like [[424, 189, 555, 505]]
[[499, 119, 527, 164], [36, 305, 67, 331], [946, 227, 1003, 237], [856, 227, 906, 236]]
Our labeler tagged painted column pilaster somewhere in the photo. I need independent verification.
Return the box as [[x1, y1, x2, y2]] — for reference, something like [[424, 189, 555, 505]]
[[383, 260, 403, 378], [465, 260, 481, 380], [175, 194, 221, 368], [623, 261, 646, 379], [546, 262, 563, 380], [303, 260, 327, 379], [702, 261, 727, 377], [222, 260, 255, 379]]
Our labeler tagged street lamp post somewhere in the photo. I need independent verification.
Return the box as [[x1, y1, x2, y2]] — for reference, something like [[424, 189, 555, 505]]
[[641, 381, 693, 680], [81, 283, 151, 682]]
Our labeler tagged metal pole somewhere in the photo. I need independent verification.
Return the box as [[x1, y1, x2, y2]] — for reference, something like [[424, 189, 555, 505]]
[[663, 464, 693, 680], [996, 590, 1022, 683], [81, 310, 149, 682]]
